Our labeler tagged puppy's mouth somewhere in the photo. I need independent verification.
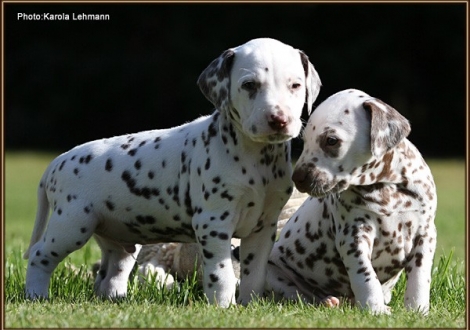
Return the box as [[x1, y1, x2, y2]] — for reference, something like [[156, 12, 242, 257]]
[[294, 168, 349, 197], [250, 132, 294, 144], [243, 115, 301, 144], [306, 180, 349, 198], [268, 133, 294, 143]]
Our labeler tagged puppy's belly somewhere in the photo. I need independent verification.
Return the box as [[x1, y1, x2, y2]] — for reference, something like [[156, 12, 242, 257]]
[[94, 215, 196, 245]]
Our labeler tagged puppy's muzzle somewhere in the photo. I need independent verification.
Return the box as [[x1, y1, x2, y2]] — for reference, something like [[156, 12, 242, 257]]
[[292, 163, 315, 193], [268, 113, 288, 131]]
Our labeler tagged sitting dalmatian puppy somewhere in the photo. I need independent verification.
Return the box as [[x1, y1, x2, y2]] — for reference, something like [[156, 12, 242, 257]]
[[23, 38, 321, 307], [265, 89, 437, 314]]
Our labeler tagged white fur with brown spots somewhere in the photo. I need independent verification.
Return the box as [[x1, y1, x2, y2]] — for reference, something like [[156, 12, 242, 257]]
[[265, 89, 437, 314]]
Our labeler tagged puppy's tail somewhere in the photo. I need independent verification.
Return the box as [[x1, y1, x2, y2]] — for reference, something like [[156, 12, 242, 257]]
[[23, 169, 51, 259]]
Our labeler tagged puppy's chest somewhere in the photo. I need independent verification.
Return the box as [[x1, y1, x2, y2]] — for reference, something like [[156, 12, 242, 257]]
[[342, 182, 425, 216], [219, 144, 292, 235], [332, 197, 416, 279]]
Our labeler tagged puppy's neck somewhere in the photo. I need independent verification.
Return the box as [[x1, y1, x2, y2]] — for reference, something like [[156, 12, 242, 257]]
[[350, 139, 416, 187], [342, 139, 435, 216]]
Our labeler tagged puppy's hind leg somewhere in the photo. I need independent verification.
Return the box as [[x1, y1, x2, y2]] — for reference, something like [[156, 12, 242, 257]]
[[25, 210, 98, 299], [93, 235, 141, 299]]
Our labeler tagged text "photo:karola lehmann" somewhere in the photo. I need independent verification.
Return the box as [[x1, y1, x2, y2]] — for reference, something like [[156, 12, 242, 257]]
[[17, 12, 110, 21]]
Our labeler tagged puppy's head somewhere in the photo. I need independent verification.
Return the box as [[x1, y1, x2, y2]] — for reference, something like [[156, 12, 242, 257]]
[[197, 38, 321, 143], [293, 89, 410, 196]]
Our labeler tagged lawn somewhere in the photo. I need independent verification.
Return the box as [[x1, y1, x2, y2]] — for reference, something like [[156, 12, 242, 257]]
[[3, 152, 466, 328]]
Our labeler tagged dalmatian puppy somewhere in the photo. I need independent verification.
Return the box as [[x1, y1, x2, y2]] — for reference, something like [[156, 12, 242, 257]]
[[23, 38, 321, 307], [265, 89, 437, 314]]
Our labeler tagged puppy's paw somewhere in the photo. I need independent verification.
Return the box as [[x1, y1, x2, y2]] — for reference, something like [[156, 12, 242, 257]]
[[321, 295, 340, 308], [369, 304, 392, 315]]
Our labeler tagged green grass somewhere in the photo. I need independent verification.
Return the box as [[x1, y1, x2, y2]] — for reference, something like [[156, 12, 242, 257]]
[[3, 152, 466, 328], [3, 251, 466, 328], [427, 159, 466, 262]]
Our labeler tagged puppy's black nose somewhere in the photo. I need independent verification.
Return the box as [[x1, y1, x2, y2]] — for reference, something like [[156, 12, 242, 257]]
[[292, 165, 309, 193]]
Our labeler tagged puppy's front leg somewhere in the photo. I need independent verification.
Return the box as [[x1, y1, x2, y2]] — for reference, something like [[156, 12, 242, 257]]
[[337, 234, 390, 315], [404, 226, 437, 314], [193, 212, 237, 308], [237, 216, 278, 305]]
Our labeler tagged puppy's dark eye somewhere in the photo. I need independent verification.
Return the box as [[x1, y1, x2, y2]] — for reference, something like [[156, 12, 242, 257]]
[[241, 81, 257, 91], [291, 83, 302, 90], [326, 137, 339, 146]]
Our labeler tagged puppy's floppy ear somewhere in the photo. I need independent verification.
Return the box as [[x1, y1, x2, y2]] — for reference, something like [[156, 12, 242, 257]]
[[363, 99, 411, 158], [299, 50, 321, 115], [197, 49, 235, 113]]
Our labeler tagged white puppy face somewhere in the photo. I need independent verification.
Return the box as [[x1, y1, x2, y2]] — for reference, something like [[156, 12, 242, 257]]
[[229, 39, 307, 143], [198, 38, 321, 144], [293, 89, 411, 197]]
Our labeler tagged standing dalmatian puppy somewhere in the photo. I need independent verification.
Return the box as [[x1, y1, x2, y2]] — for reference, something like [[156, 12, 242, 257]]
[[23, 38, 321, 307], [266, 89, 437, 314]]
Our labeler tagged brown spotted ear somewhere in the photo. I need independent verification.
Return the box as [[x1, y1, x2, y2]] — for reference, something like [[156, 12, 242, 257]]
[[299, 50, 321, 115], [363, 99, 411, 158], [197, 49, 235, 112]]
